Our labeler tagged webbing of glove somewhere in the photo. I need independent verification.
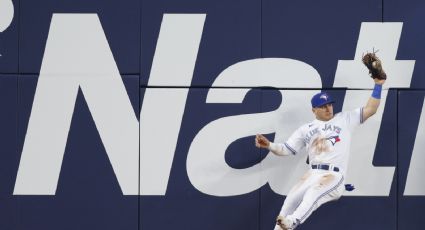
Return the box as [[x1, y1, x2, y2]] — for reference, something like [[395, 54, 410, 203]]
[[362, 52, 387, 80]]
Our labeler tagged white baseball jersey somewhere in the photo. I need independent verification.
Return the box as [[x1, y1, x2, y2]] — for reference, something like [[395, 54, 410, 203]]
[[282, 108, 363, 175]]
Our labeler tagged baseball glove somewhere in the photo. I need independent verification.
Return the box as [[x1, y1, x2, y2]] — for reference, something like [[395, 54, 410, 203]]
[[362, 51, 387, 80]]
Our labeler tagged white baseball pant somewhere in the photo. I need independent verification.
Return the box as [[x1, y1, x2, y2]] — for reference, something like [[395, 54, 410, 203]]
[[274, 169, 344, 229]]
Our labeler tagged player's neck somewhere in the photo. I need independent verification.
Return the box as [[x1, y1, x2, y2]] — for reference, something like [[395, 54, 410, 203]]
[[315, 116, 333, 122]]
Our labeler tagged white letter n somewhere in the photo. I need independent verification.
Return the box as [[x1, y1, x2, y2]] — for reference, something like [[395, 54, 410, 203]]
[[13, 14, 139, 195]]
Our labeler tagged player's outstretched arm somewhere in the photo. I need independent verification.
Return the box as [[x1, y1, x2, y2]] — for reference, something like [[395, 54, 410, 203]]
[[255, 134, 289, 156], [362, 78, 386, 122]]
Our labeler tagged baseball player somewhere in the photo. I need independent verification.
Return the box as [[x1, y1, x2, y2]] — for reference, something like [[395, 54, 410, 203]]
[[255, 53, 386, 229]]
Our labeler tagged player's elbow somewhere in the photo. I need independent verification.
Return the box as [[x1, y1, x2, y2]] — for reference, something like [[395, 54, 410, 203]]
[[279, 151, 291, 156], [368, 109, 377, 117], [271, 149, 290, 156], [363, 106, 378, 121], [268, 143, 288, 156]]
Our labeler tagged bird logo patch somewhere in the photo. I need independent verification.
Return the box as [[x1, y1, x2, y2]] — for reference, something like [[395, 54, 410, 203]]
[[320, 94, 328, 100], [327, 136, 341, 146]]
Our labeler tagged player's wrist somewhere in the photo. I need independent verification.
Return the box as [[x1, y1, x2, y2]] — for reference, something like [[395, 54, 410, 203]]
[[374, 79, 385, 85], [267, 142, 275, 150], [371, 84, 382, 99]]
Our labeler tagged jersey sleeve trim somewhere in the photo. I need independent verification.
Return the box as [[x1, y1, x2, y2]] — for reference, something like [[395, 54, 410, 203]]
[[284, 142, 297, 155], [360, 107, 364, 124]]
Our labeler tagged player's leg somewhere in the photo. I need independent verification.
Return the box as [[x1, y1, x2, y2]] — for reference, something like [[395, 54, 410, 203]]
[[284, 171, 344, 229], [274, 171, 314, 230], [278, 171, 313, 216]]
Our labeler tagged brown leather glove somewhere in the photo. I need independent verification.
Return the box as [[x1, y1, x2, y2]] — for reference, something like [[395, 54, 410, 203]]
[[362, 52, 387, 80]]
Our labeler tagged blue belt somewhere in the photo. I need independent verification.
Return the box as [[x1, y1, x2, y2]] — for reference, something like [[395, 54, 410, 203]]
[[311, 164, 340, 172]]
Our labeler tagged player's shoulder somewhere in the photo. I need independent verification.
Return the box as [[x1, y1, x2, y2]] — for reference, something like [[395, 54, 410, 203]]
[[334, 108, 362, 123], [338, 108, 362, 117]]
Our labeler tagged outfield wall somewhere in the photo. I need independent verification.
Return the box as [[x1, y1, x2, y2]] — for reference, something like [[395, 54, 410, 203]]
[[0, 0, 424, 229]]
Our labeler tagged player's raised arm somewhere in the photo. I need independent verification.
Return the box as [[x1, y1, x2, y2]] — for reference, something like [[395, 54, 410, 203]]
[[361, 52, 387, 122], [362, 78, 386, 121]]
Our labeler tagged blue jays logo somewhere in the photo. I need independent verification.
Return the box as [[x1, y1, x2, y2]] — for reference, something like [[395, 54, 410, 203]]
[[327, 135, 340, 145], [320, 94, 328, 100]]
